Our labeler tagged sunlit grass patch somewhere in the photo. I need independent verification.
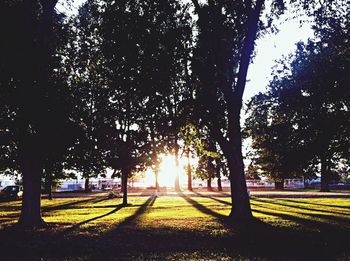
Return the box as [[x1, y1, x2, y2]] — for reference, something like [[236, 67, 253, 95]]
[[0, 192, 349, 260]]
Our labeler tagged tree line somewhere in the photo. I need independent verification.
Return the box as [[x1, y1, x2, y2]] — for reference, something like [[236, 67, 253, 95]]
[[0, 0, 347, 228], [245, 3, 350, 191]]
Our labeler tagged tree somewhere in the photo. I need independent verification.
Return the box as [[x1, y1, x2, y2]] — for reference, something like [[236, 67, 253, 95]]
[[246, 163, 260, 180], [191, 0, 266, 219], [190, 0, 347, 219], [245, 93, 305, 189], [99, 0, 192, 203], [246, 12, 350, 191], [180, 124, 199, 191], [64, 1, 108, 193], [0, 0, 79, 227]]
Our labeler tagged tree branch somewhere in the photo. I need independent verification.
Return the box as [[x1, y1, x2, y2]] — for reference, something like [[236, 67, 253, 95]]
[[234, 0, 265, 109]]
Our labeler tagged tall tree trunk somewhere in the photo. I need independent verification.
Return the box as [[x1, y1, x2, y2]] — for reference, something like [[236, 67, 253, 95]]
[[207, 175, 212, 191], [215, 159, 222, 191], [18, 150, 44, 227], [224, 0, 263, 220], [226, 116, 252, 220], [121, 168, 129, 206], [120, 174, 124, 193], [84, 177, 90, 192], [17, 0, 58, 228], [174, 136, 181, 192], [187, 148, 192, 191], [217, 175, 222, 191], [320, 156, 330, 192]]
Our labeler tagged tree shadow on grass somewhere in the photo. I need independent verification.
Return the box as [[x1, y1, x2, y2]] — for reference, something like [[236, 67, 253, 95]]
[[190, 192, 350, 241], [279, 198, 350, 210], [62, 204, 125, 235], [177, 191, 279, 239], [252, 198, 350, 225], [188, 192, 350, 258], [61, 195, 157, 236], [178, 192, 227, 220], [272, 198, 350, 216], [42, 196, 110, 213], [193, 191, 232, 206], [114, 195, 157, 229], [2, 194, 350, 261], [250, 201, 350, 232], [194, 192, 350, 229]]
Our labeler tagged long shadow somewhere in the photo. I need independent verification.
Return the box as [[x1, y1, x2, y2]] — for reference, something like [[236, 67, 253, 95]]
[[251, 202, 350, 231], [252, 198, 350, 224], [193, 191, 232, 206], [191, 191, 350, 237], [178, 192, 228, 221], [63, 196, 157, 234], [42, 196, 109, 213], [62, 204, 125, 235], [280, 198, 350, 210], [0, 196, 110, 213], [117, 195, 157, 228], [272, 198, 350, 216]]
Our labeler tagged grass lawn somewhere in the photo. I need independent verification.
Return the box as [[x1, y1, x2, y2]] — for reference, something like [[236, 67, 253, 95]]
[[0, 190, 350, 260]]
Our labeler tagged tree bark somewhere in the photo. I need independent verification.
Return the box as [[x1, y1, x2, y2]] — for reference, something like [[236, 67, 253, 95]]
[[217, 175, 222, 191], [186, 148, 192, 191], [215, 159, 222, 191], [84, 177, 90, 192], [17, 0, 59, 228], [225, 115, 252, 220], [207, 175, 213, 191], [18, 151, 44, 227], [174, 136, 181, 192], [320, 156, 330, 192], [225, 0, 264, 220], [121, 168, 129, 206]]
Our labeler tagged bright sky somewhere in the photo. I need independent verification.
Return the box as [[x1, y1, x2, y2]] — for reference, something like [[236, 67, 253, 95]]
[[244, 16, 313, 101]]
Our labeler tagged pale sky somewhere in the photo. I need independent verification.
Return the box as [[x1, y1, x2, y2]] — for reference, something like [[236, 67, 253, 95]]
[[244, 16, 313, 101]]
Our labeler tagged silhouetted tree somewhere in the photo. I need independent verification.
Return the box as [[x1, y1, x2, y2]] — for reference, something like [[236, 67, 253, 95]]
[[0, 0, 78, 227]]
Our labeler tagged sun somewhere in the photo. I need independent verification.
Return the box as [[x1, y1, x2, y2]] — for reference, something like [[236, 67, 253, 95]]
[[158, 155, 178, 187], [143, 154, 199, 188]]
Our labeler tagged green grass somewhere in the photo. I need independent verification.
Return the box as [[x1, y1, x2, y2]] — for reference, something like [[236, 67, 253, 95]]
[[0, 191, 349, 260]]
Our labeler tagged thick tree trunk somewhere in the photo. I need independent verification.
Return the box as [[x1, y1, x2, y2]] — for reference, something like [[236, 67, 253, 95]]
[[121, 168, 129, 206], [17, 0, 59, 229], [217, 175, 222, 191], [226, 117, 252, 220], [187, 148, 192, 191], [18, 152, 44, 227], [84, 177, 90, 193], [320, 156, 330, 192], [174, 137, 181, 192]]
